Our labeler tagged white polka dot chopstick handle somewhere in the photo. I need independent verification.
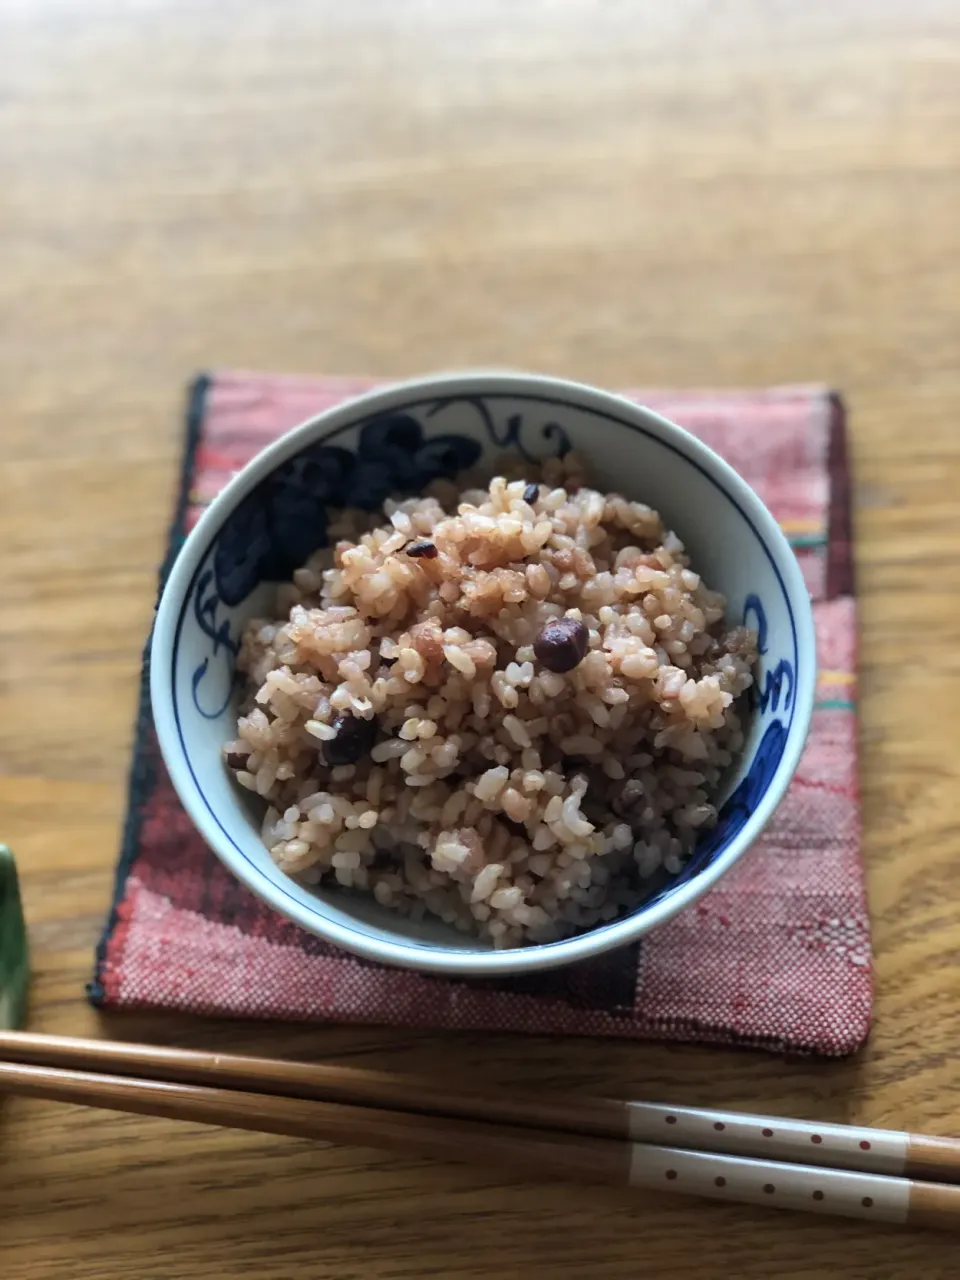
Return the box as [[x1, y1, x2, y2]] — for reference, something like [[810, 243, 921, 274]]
[[627, 1141, 960, 1229], [623, 1101, 960, 1185], [627, 1142, 910, 1225], [625, 1102, 907, 1174]]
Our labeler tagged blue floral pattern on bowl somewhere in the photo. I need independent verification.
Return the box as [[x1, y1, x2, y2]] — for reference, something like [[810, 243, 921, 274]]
[[213, 413, 484, 607]]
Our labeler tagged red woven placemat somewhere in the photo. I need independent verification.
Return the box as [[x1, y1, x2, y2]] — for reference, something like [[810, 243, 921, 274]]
[[90, 374, 870, 1056]]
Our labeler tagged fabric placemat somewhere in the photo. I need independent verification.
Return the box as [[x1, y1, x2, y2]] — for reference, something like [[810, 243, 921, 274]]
[[89, 373, 869, 1056]]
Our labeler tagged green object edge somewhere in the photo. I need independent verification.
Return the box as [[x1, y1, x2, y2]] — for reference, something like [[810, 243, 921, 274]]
[[0, 844, 29, 1030]]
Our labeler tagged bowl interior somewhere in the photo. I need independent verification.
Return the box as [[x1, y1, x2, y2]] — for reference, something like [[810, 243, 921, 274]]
[[158, 379, 810, 964]]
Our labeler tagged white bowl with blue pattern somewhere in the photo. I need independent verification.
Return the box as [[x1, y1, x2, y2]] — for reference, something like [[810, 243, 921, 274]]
[[151, 372, 816, 976]]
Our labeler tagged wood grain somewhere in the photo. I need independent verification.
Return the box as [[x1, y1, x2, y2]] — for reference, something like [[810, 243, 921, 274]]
[[3, 1, 960, 1275]]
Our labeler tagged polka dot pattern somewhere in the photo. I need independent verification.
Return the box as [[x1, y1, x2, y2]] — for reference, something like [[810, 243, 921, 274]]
[[629, 1142, 908, 1223]]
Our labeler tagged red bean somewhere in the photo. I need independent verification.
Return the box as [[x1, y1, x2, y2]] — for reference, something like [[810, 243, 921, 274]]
[[324, 713, 379, 766], [533, 618, 590, 673]]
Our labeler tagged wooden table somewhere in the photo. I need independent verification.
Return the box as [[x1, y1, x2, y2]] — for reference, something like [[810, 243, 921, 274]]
[[2, 3, 960, 1275]]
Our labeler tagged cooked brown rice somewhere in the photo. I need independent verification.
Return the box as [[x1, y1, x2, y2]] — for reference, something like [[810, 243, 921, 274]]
[[225, 453, 757, 948]]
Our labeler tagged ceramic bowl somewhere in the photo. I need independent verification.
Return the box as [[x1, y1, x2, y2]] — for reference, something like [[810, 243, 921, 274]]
[[151, 371, 816, 976]]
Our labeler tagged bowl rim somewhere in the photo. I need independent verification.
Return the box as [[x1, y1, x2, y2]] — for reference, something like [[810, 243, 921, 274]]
[[151, 369, 817, 975]]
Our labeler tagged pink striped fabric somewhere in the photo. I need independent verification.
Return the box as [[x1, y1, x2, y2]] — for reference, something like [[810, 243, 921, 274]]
[[90, 374, 870, 1056]]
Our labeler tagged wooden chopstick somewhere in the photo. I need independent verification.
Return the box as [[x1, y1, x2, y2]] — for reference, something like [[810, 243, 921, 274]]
[[2, 1029, 957, 1183], [3, 1057, 960, 1230], [2, 1032, 960, 1230], [0, 1058, 624, 1182]]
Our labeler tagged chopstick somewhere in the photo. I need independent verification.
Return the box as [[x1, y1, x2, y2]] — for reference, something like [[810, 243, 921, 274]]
[[1, 1058, 623, 1181], [5, 1058, 958, 1230], [2, 1030, 956, 1182], [2, 1032, 959, 1230]]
